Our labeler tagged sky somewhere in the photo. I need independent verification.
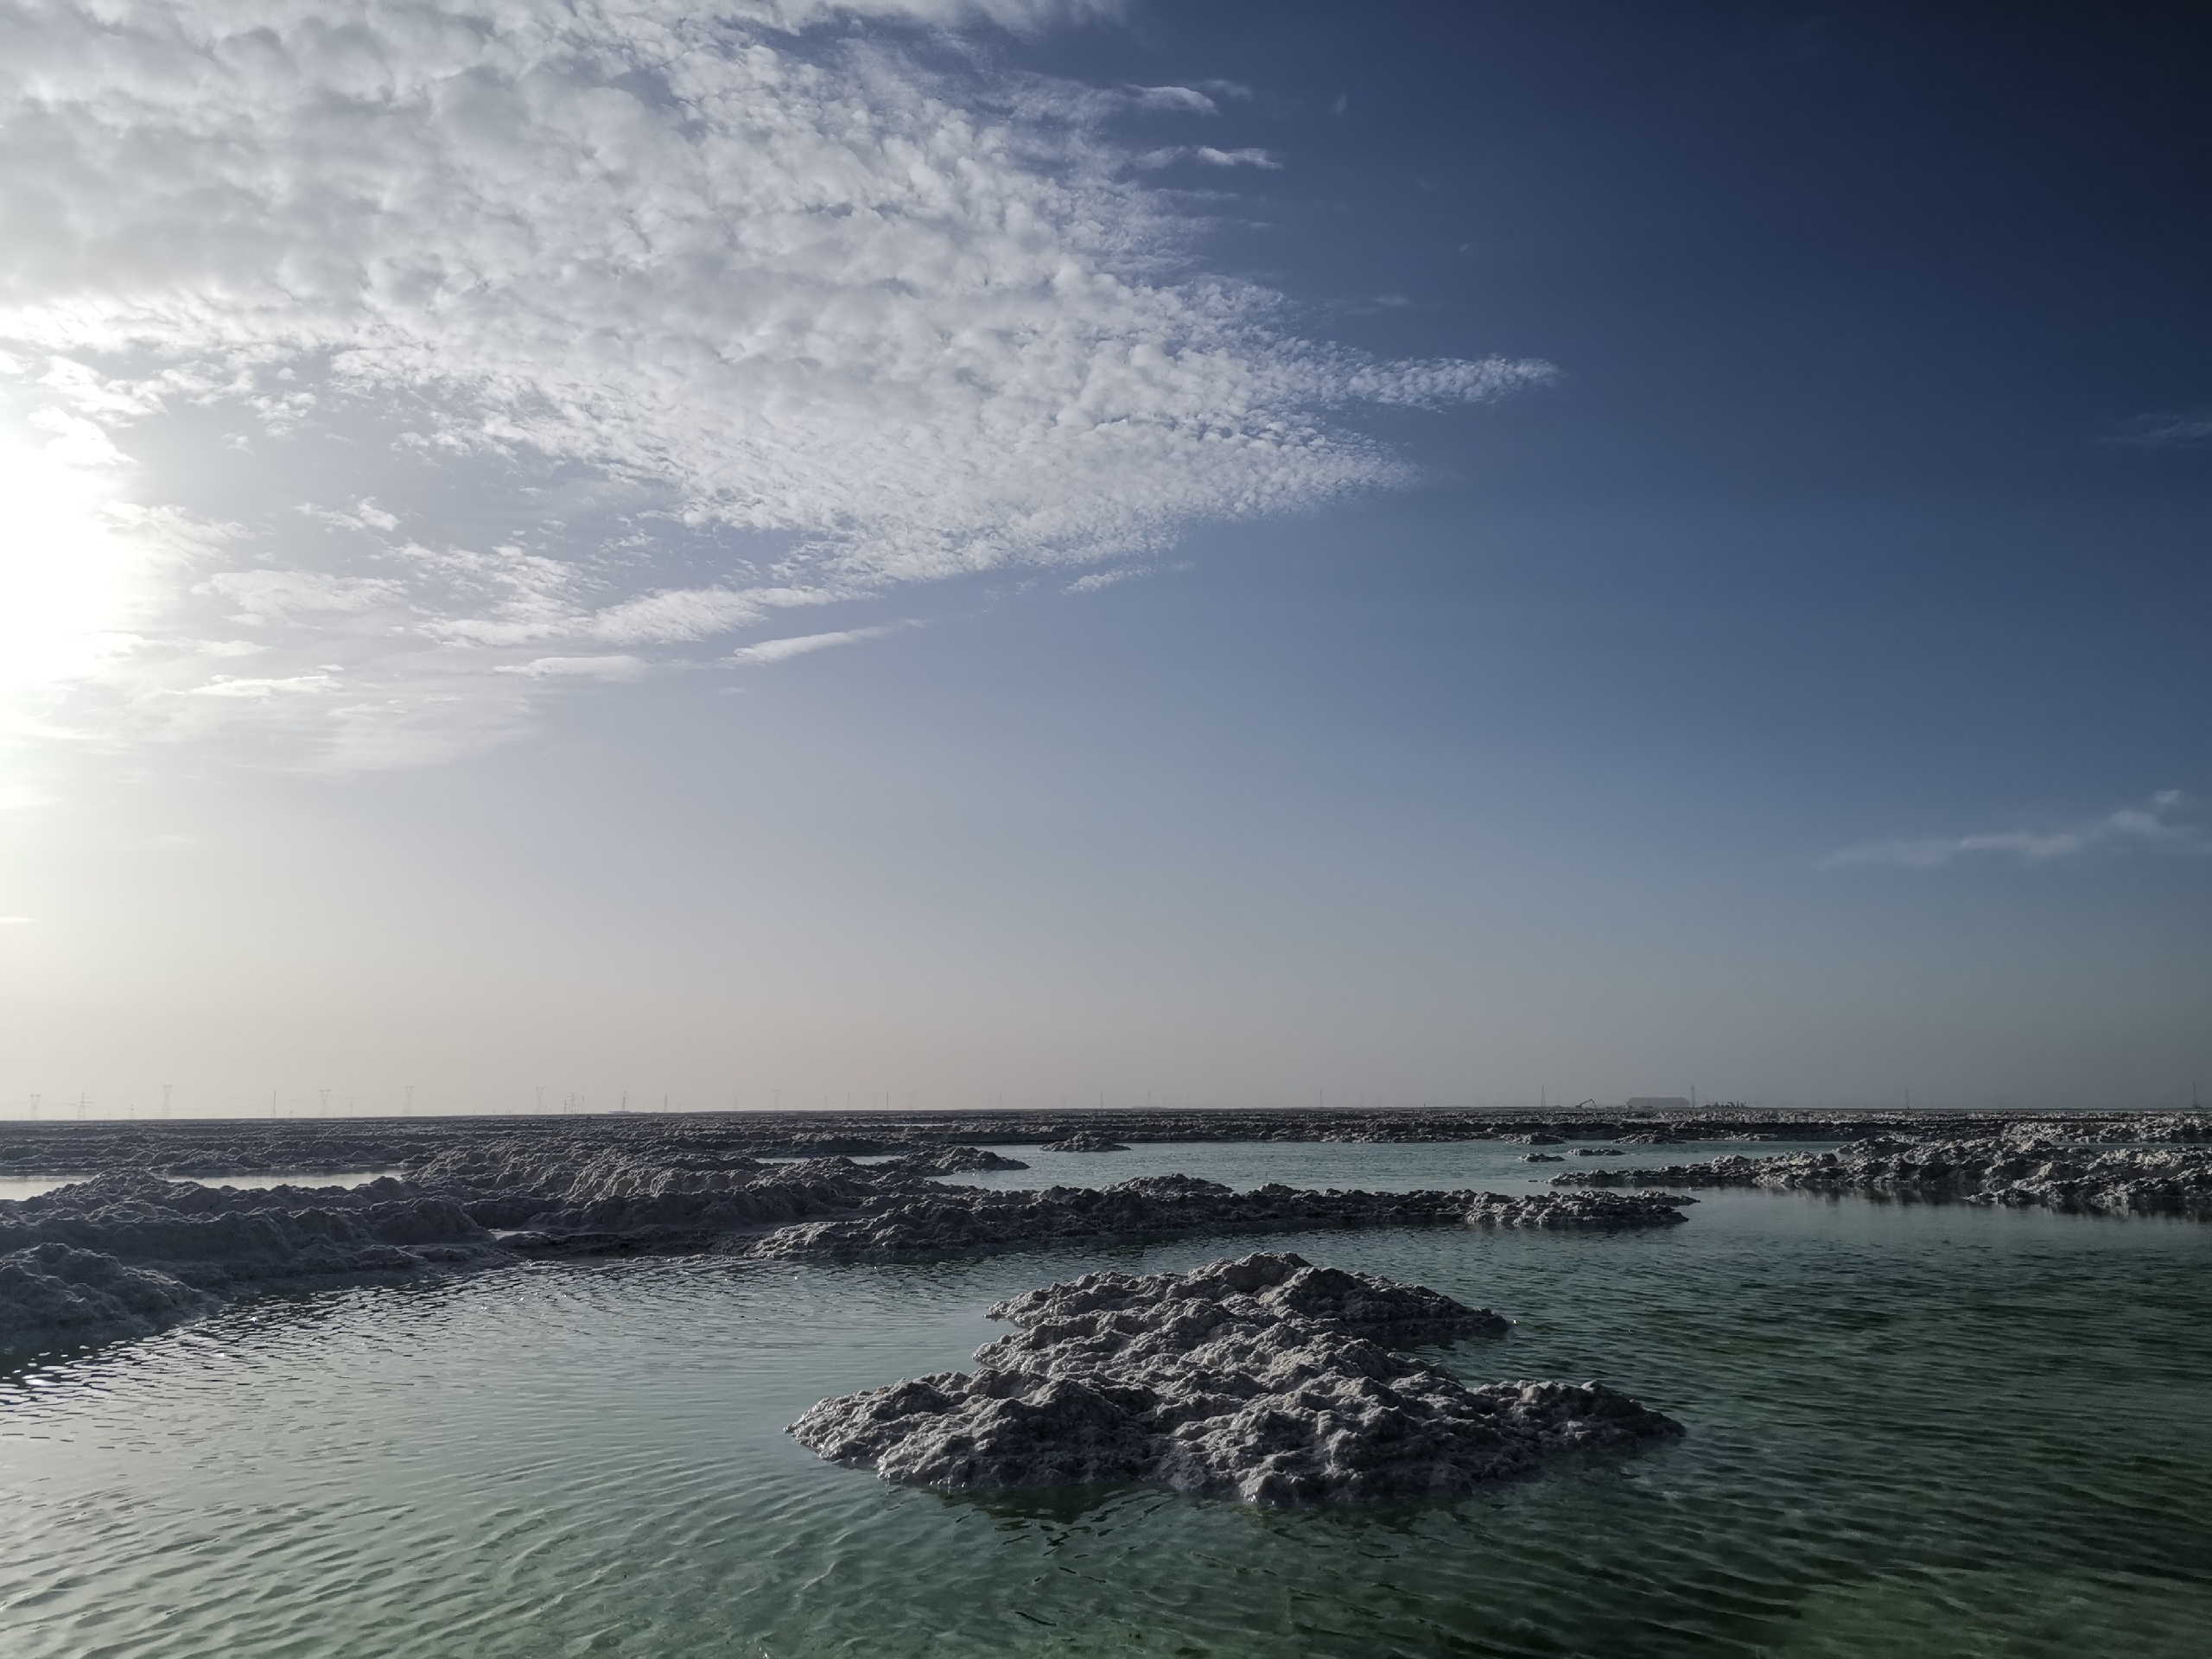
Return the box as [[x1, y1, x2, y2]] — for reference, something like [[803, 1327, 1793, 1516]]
[[2, 0, 2208, 1118]]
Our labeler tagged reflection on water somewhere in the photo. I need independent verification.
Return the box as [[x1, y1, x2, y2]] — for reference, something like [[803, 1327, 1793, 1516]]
[[3, 1143, 2209, 1656]]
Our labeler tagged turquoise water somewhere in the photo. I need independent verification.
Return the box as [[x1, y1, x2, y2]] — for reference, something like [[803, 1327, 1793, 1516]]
[[4, 1141, 2209, 1656]]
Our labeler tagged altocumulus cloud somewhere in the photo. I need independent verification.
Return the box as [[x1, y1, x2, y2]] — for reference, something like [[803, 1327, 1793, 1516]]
[[1820, 792, 2209, 871], [0, 0, 1552, 768]]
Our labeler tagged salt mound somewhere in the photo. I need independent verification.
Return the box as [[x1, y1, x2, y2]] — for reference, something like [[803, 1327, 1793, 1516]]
[[880, 1146, 1032, 1174], [0, 1173, 506, 1351], [0, 1241, 218, 1349], [1559, 1136, 2212, 1217], [1038, 1132, 1129, 1153], [747, 1176, 1688, 1262], [791, 1251, 1681, 1506]]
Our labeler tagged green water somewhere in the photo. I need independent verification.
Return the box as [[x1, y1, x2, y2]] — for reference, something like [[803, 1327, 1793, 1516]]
[[3, 1141, 2209, 1656]]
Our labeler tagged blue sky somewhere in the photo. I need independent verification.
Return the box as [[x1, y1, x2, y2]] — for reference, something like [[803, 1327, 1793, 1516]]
[[1, 1, 2206, 1116]]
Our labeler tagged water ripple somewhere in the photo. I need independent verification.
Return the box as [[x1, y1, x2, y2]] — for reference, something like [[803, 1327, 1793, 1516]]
[[3, 1149, 2210, 1656]]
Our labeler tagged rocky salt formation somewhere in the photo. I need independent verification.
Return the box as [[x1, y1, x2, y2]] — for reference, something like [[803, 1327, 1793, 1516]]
[[1, 1153, 1690, 1351], [1557, 1135, 2212, 1217], [1037, 1132, 1129, 1153], [879, 1146, 1031, 1175], [1460, 1189, 1688, 1227], [409, 1141, 769, 1206], [791, 1252, 1681, 1505], [0, 1243, 221, 1346], [457, 1156, 910, 1249], [746, 1176, 1691, 1262], [0, 1173, 505, 1351], [7, 1108, 2205, 1185]]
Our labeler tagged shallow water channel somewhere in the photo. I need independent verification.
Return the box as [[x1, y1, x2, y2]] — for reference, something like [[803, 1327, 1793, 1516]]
[[3, 1140, 2209, 1656]]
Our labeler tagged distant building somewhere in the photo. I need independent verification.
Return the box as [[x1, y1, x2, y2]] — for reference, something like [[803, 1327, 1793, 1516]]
[[1625, 1096, 1692, 1112]]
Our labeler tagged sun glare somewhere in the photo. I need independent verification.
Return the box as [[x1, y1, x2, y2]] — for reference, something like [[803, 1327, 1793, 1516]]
[[0, 417, 140, 697]]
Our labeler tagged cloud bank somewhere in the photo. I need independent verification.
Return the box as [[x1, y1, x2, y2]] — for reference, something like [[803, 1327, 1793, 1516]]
[[1821, 791, 2208, 871], [0, 0, 1551, 767]]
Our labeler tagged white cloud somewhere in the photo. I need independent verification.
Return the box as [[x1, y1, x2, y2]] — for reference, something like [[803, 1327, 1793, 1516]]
[[0, 916, 34, 925], [0, 0, 1551, 769], [740, 0, 1128, 28], [1821, 793, 2209, 871], [1137, 144, 1284, 171], [300, 499, 401, 533], [1195, 146, 1282, 169], [200, 571, 401, 622], [495, 654, 651, 679], [182, 673, 339, 698], [1065, 567, 1139, 593], [1127, 85, 1217, 114], [728, 624, 911, 664], [2113, 408, 2212, 448], [586, 588, 804, 646]]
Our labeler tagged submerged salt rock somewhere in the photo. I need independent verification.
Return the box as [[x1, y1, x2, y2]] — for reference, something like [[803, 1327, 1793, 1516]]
[[790, 1251, 1680, 1506]]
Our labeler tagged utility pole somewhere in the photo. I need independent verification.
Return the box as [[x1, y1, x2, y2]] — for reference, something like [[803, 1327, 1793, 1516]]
[[320, 1089, 332, 1117], [162, 1083, 174, 1118], [29, 1094, 39, 1120], [404, 1084, 415, 1116]]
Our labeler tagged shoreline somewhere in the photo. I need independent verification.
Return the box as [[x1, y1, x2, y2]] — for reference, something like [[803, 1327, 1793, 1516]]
[[0, 1143, 1692, 1357], [9, 1109, 2208, 1358], [3, 1105, 2204, 1180]]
